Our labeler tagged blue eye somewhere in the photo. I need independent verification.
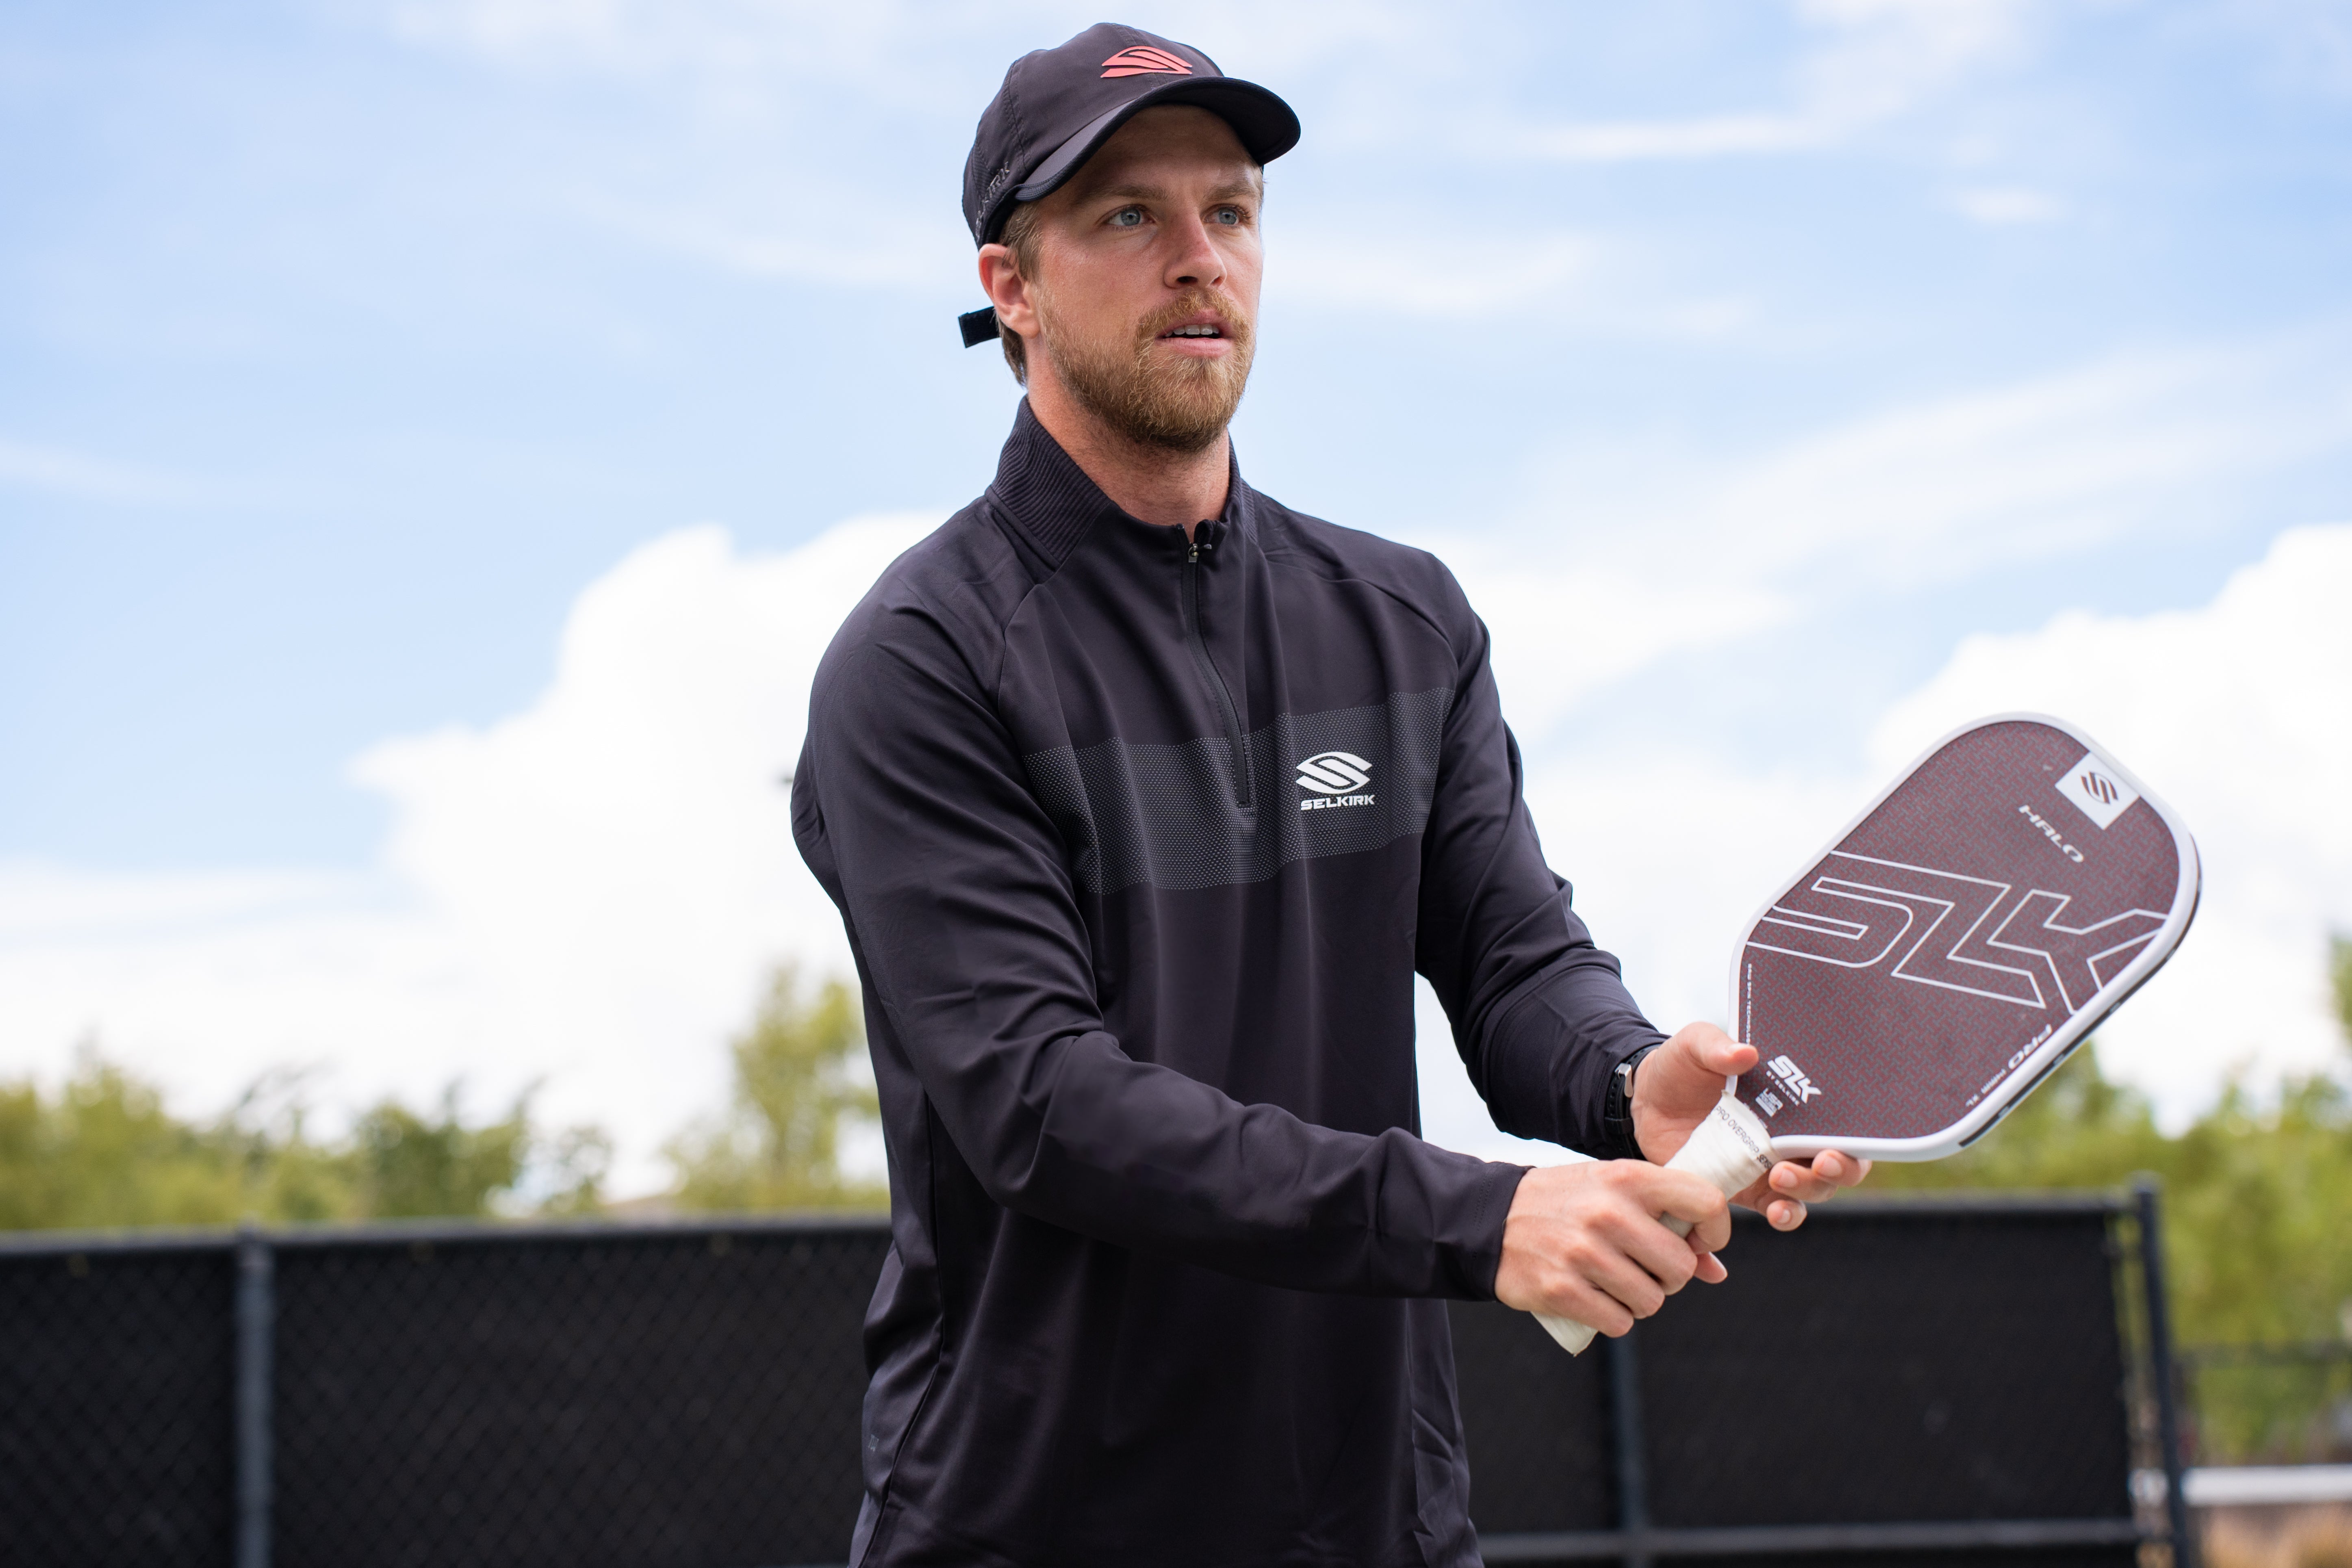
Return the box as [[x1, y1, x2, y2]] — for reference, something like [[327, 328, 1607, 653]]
[[1213, 207, 1241, 226], [1108, 208, 1144, 228]]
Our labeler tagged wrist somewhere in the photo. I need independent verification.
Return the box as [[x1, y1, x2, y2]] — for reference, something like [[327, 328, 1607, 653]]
[[1600, 1041, 1662, 1161]]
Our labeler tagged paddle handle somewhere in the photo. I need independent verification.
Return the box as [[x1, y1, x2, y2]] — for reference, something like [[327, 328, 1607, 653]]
[[1532, 1093, 1776, 1356]]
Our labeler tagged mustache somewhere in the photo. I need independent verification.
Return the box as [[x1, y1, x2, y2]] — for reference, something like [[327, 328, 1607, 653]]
[[1136, 290, 1252, 348]]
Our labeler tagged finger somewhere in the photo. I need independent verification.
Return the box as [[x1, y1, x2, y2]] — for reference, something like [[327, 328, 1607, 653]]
[[1691, 1247, 1728, 1285], [1540, 1271, 1636, 1338], [1764, 1197, 1807, 1230], [1604, 1210, 1703, 1297], [1642, 1168, 1734, 1253], [1578, 1241, 1672, 1319], [1820, 1152, 1870, 1188], [1768, 1161, 1842, 1204], [1768, 1152, 1873, 1202]]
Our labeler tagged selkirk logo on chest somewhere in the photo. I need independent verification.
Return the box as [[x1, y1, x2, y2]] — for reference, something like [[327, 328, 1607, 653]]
[[1296, 752, 1376, 811]]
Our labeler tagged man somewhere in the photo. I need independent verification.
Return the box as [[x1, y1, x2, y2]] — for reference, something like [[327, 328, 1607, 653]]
[[792, 24, 1867, 1567]]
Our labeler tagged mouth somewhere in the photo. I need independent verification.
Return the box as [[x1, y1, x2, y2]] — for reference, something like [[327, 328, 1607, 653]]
[[1153, 310, 1237, 349]]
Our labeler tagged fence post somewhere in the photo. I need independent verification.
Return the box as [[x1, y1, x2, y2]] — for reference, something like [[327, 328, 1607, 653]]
[[2135, 1179, 2197, 1568], [1606, 1329, 1652, 1568], [234, 1223, 274, 1568]]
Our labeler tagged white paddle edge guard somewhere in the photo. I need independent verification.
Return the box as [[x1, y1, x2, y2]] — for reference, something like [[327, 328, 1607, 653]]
[[1722, 711, 2201, 1164], [1533, 1093, 1774, 1357]]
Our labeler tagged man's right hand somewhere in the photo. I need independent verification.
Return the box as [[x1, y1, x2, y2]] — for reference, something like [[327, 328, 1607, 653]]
[[1491, 1162, 1732, 1338]]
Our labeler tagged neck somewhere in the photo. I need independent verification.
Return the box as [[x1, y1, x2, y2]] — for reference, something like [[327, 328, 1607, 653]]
[[1022, 371, 1230, 535]]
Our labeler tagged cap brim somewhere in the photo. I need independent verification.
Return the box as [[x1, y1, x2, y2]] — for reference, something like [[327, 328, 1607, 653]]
[[994, 77, 1300, 238]]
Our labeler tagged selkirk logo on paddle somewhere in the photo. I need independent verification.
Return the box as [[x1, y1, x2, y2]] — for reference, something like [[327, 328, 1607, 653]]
[[1296, 752, 1376, 811], [1754, 1054, 1821, 1119], [2055, 750, 2140, 830]]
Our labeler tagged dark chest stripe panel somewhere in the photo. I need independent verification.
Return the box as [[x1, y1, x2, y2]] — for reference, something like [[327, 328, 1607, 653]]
[[1024, 686, 1454, 894]]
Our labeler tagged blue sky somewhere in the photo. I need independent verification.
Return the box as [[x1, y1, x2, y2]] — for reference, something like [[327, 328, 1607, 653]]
[[5, 1, 2350, 1176]]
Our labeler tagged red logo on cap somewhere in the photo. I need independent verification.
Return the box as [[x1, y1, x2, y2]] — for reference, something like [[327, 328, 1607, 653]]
[[1101, 46, 1193, 78]]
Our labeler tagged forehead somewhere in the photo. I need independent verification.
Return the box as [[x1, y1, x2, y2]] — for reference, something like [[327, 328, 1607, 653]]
[[1060, 105, 1262, 202]]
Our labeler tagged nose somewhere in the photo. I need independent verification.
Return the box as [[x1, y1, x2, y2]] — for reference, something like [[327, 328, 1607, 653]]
[[1163, 210, 1227, 292]]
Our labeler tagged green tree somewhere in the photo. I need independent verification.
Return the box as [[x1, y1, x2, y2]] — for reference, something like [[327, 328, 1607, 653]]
[[0, 1051, 262, 1229], [666, 967, 885, 1211], [536, 1123, 617, 1217], [0, 1046, 610, 1230], [349, 1086, 531, 1219], [1860, 1045, 2172, 1195]]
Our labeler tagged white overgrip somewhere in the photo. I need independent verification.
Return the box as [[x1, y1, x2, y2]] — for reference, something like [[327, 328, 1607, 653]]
[[1532, 1094, 1775, 1356]]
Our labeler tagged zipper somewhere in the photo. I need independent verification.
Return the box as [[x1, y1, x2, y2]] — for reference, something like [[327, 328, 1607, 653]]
[[1182, 535, 1253, 810]]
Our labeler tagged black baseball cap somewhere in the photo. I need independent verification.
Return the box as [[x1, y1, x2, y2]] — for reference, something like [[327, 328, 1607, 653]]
[[958, 24, 1300, 347]]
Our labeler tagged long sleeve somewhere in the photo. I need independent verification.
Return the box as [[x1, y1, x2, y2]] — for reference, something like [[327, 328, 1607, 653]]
[[795, 594, 1524, 1301], [1414, 599, 1666, 1158]]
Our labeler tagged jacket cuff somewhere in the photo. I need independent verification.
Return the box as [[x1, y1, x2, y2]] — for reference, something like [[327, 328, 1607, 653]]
[[1468, 1162, 1533, 1299]]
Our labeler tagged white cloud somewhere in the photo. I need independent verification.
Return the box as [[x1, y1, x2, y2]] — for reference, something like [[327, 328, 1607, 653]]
[[1795, 0, 2032, 121], [1950, 184, 2068, 224], [378, 0, 1419, 102], [568, 191, 956, 290], [382, 0, 910, 85], [1869, 523, 2352, 1111], [1476, 523, 2352, 1152], [3, 500, 1766, 1185], [1415, 754, 1869, 1164], [1527, 115, 1830, 163], [0, 495, 1791, 1184], [0, 437, 195, 504], [7, 509, 2345, 1188], [1271, 231, 1597, 319], [1519, 0, 2030, 163], [0, 865, 353, 944], [363, 1, 1430, 293], [1267, 225, 1755, 338], [2208, 0, 2352, 96], [9, 503, 2342, 1189], [1443, 553, 1793, 737], [0, 867, 477, 1125], [1419, 325, 2352, 757], [0, 514, 937, 1188], [1523, 760, 1872, 1048], [1577, 326, 2352, 599]]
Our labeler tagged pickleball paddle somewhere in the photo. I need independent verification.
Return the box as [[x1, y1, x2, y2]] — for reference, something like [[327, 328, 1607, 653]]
[[1538, 714, 2199, 1355]]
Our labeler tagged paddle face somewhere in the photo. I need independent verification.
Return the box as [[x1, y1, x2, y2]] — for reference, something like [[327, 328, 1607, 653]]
[[1729, 715, 2198, 1161]]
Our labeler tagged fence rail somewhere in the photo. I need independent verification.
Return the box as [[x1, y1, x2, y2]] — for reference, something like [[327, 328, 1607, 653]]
[[0, 1194, 2192, 1568]]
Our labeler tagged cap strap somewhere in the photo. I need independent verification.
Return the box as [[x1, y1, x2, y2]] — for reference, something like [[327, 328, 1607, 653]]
[[958, 306, 1001, 348]]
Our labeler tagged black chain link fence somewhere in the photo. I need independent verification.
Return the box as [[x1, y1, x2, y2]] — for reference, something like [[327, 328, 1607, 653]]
[[0, 1195, 2187, 1568], [0, 1241, 236, 1562], [269, 1223, 885, 1568], [1456, 1197, 2159, 1567]]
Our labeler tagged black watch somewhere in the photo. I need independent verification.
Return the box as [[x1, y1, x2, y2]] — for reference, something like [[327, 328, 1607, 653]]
[[1602, 1042, 1662, 1160]]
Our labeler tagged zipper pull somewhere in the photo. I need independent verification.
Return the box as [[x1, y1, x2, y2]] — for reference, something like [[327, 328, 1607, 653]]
[[1188, 540, 1199, 563]]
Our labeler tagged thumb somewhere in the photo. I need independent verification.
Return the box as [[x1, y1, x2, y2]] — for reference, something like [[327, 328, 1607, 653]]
[[1673, 1022, 1756, 1079]]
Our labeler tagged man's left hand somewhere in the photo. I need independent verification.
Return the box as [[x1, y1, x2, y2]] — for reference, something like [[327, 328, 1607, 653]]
[[1631, 1021, 1871, 1230]]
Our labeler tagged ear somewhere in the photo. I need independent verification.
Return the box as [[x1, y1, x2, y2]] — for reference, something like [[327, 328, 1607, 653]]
[[978, 245, 1042, 345]]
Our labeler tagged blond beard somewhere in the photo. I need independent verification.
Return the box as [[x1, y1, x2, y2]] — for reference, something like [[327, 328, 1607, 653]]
[[1035, 286, 1255, 455]]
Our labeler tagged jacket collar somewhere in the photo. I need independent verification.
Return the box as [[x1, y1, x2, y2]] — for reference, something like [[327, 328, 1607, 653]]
[[985, 399, 1249, 570]]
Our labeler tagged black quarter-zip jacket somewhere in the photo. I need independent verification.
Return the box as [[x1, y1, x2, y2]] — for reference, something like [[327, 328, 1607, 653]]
[[792, 403, 1665, 1568]]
